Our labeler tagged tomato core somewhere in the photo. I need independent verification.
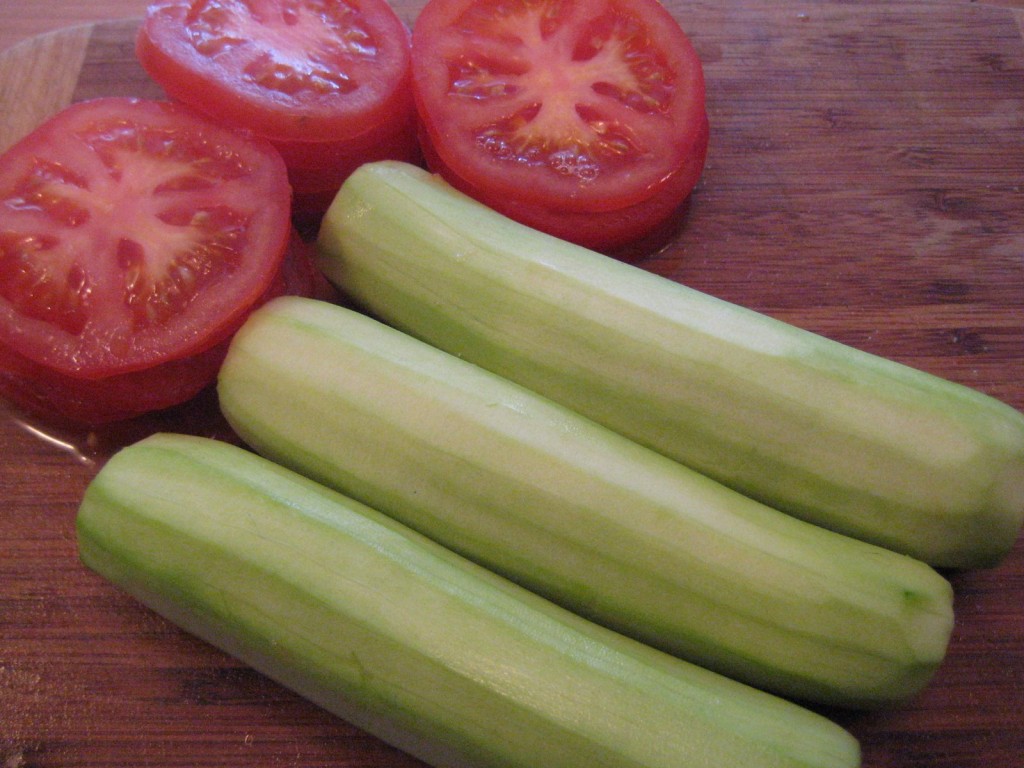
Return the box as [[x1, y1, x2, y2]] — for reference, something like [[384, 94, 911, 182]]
[[445, 0, 679, 184]]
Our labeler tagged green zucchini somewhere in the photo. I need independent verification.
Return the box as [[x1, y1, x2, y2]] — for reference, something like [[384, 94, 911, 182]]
[[217, 296, 953, 709], [314, 160, 1024, 569], [77, 432, 861, 768]]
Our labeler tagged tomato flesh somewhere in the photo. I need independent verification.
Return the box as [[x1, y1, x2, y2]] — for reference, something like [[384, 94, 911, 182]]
[[137, 0, 419, 217], [0, 227, 328, 426], [138, 0, 414, 140], [0, 97, 293, 423], [418, 110, 708, 254], [411, 0, 707, 249]]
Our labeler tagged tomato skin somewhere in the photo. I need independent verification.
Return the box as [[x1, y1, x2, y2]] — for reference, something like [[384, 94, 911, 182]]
[[410, 0, 708, 251], [0, 330, 230, 425], [279, 116, 423, 223], [137, 0, 420, 217], [0, 97, 295, 424]]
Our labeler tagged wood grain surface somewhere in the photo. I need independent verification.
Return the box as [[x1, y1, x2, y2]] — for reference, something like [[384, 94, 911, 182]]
[[2, 2, 1024, 767]]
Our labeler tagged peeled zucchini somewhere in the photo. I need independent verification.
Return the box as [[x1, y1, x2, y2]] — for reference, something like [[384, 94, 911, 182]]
[[217, 296, 953, 709], [315, 161, 1024, 569], [77, 432, 861, 768]]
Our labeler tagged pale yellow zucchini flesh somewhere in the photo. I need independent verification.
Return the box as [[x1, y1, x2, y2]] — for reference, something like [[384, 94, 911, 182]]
[[217, 297, 953, 709], [315, 160, 1024, 569], [76, 433, 861, 768]]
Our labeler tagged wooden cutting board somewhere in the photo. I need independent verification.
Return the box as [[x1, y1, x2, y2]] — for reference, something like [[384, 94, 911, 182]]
[[2, 4, 1024, 767]]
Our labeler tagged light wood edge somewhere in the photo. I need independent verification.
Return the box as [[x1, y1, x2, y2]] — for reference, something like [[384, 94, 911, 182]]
[[0, 24, 95, 152]]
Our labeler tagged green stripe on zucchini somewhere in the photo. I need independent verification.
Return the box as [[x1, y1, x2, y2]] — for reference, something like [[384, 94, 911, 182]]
[[217, 296, 953, 708], [314, 160, 1024, 569], [77, 433, 861, 768]]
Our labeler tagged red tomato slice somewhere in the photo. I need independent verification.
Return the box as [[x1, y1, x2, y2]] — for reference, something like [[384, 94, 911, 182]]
[[418, 111, 708, 254], [411, 0, 708, 248], [137, 0, 415, 142], [0, 97, 293, 423], [0, 227, 323, 426], [275, 117, 422, 188], [137, 0, 420, 216], [0, 323, 232, 426], [278, 115, 423, 223]]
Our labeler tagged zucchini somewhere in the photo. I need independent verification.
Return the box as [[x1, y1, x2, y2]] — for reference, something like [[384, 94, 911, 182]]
[[77, 432, 862, 768], [217, 296, 953, 709], [314, 160, 1024, 569]]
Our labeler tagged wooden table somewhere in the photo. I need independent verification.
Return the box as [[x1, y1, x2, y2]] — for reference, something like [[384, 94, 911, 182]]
[[2, 1, 1024, 766]]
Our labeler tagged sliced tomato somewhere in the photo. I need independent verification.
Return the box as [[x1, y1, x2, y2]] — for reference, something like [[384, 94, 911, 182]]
[[272, 227, 339, 303], [0, 324, 233, 426], [411, 0, 708, 251], [418, 111, 708, 254], [0, 228, 328, 426], [137, 0, 420, 217], [279, 116, 423, 225], [0, 97, 293, 424]]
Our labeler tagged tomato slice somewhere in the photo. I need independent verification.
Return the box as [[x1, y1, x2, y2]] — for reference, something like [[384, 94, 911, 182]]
[[411, 0, 707, 247], [418, 111, 708, 254], [0, 97, 293, 422], [137, 0, 420, 217], [137, 0, 415, 141], [0, 227, 323, 426], [0, 322, 233, 426], [276, 115, 423, 224]]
